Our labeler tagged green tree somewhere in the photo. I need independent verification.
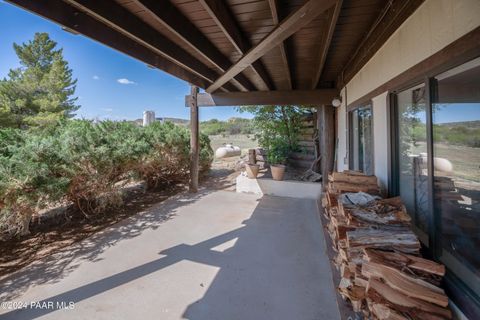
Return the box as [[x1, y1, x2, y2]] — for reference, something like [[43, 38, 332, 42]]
[[0, 33, 79, 128], [238, 105, 310, 150], [238, 105, 312, 163]]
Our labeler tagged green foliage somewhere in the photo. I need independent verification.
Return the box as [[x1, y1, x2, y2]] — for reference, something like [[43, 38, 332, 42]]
[[200, 117, 254, 136], [0, 33, 78, 128], [266, 137, 290, 165], [0, 120, 213, 238], [238, 105, 311, 164], [433, 124, 480, 148], [410, 123, 427, 145], [138, 121, 213, 189]]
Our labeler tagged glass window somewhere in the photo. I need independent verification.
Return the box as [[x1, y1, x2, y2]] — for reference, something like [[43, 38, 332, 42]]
[[349, 105, 373, 175], [433, 57, 480, 297], [395, 84, 429, 241]]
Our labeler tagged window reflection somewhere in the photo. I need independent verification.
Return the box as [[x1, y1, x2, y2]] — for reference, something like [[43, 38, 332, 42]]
[[350, 106, 373, 175], [433, 57, 480, 296], [396, 84, 429, 238]]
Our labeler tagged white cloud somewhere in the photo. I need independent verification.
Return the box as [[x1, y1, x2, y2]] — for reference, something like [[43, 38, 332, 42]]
[[92, 75, 100, 80], [117, 78, 135, 85]]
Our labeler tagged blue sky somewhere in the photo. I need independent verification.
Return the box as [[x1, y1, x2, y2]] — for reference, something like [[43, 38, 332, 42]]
[[413, 104, 480, 124], [433, 104, 480, 124], [0, 1, 252, 121]]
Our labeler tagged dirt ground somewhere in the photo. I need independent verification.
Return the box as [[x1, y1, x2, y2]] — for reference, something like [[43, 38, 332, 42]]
[[0, 184, 185, 279], [0, 155, 247, 280]]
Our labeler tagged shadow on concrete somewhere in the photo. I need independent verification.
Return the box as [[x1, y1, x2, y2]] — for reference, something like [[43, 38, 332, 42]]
[[1, 195, 339, 320], [0, 189, 211, 303], [202, 168, 238, 191]]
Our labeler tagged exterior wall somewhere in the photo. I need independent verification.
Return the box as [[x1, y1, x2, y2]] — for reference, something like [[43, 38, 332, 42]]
[[346, 0, 480, 104], [336, 0, 480, 187]]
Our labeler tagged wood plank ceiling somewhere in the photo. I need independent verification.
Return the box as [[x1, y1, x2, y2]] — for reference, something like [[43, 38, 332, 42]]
[[6, 0, 425, 102]]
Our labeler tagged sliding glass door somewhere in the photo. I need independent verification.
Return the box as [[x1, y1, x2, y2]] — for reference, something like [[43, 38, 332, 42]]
[[349, 105, 373, 175], [395, 84, 429, 242], [432, 57, 480, 298], [393, 57, 480, 308]]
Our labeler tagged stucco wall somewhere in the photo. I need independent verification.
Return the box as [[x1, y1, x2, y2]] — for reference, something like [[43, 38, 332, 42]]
[[336, 0, 480, 188], [346, 0, 480, 104]]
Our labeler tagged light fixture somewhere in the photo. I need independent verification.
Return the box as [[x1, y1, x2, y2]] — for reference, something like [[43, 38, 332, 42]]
[[332, 97, 342, 107]]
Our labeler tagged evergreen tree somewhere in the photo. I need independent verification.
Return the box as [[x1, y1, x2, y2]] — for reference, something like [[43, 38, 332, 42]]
[[0, 33, 79, 128]]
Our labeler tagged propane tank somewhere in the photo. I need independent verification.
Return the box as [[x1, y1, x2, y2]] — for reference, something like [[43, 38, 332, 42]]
[[419, 153, 453, 172], [215, 143, 241, 158]]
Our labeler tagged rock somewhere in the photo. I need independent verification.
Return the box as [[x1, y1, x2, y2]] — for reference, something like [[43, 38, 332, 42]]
[[300, 169, 322, 182]]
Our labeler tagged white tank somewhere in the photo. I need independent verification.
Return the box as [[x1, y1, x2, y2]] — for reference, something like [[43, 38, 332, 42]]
[[419, 153, 453, 172], [143, 110, 155, 127], [215, 144, 241, 159]]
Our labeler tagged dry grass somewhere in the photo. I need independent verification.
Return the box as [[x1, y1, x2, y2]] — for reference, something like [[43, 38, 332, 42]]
[[412, 142, 480, 182], [209, 134, 258, 156]]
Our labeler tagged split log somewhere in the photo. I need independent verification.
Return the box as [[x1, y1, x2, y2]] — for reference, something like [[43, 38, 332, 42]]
[[355, 273, 369, 288], [329, 181, 380, 195], [341, 197, 411, 226], [339, 192, 380, 206], [367, 278, 452, 319], [362, 261, 448, 307], [343, 170, 365, 175], [365, 249, 445, 277], [326, 191, 338, 208], [346, 228, 421, 254], [321, 194, 329, 209], [338, 285, 366, 313], [329, 172, 379, 185], [370, 303, 408, 320]]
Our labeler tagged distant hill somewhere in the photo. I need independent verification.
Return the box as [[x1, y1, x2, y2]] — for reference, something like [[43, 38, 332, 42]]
[[437, 120, 480, 128], [131, 117, 189, 126], [435, 120, 480, 148], [200, 117, 254, 135], [161, 117, 189, 125]]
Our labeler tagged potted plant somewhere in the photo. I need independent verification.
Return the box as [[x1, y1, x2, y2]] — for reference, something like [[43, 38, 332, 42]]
[[267, 138, 289, 181], [245, 163, 260, 179]]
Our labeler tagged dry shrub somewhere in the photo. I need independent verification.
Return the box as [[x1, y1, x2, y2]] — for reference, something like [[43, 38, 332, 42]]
[[0, 120, 213, 238]]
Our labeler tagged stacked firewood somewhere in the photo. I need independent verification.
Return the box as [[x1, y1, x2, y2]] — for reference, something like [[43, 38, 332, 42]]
[[322, 171, 452, 319]]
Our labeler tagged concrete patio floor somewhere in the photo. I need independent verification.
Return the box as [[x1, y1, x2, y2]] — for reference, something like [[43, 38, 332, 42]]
[[0, 190, 340, 320]]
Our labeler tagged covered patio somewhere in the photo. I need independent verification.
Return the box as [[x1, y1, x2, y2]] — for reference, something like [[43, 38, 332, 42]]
[[5, 0, 421, 191], [3, 0, 480, 319], [0, 189, 340, 320]]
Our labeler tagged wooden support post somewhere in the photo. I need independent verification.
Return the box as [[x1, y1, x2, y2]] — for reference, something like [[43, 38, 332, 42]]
[[248, 149, 256, 165], [189, 85, 199, 192], [319, 105, 336, 188]]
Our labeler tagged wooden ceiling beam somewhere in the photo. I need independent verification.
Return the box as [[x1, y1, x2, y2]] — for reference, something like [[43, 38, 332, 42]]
[[63, 0, 238, 92], [311, 0, 342, 89], [134, 0, 256, 92], [198, 0, 275, 91], [338, 0, 425, 88], [186, 89, 338, 107], [267, 0, 292, 90], [205, 0, 337, 93], [6, 0, 209, 88]]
